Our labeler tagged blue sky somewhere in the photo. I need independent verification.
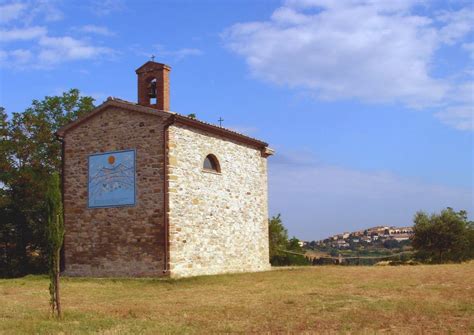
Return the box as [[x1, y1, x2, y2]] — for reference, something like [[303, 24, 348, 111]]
[[0, 0, 472, 240]]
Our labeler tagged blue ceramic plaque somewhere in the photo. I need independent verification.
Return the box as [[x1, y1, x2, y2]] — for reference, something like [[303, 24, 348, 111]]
[[88, 149, 136, 208]]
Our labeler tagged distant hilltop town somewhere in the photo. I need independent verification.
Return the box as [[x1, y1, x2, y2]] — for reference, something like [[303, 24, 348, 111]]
[[304, 226, 414, 250]]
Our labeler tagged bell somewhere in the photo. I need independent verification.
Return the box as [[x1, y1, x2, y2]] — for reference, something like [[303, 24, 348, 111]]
[[148, 81, 157, 98]]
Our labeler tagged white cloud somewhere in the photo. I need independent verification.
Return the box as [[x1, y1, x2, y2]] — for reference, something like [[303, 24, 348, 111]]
[[0, 2, 115, 69], [437, 7, 474, 45], [9, 48, 33, 63], [0, 28, 114, 68], [0, 50, 8, 63], [153, 44, 203, 61], [77, 24, 115, 36], [285, 0, 420, 13], [133, 44, 203, 62], [89, 0, 125, 16], [171, 48, 203, 60], [435, 106, 473, 131], [269, 150, 474, 239], [0, 3, 27, 24], [435, 81, 474, 131], [7, 0, 64, 24], [37, 36, 114, 65], [462, 42, 474, 59], [223, 0, 474, 130], [0, 26, 47, 42], [34, 0, 63, 22]]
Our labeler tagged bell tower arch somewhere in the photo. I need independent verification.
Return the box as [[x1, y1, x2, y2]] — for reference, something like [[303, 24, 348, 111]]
[[136, 61, 171, 110]]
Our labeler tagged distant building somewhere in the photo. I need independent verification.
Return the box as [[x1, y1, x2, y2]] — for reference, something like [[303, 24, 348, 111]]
[[298, 241, 306, 248], [361, 236, 372, 243], [335, 240, 350, 248], [391, 234, 411, 242]]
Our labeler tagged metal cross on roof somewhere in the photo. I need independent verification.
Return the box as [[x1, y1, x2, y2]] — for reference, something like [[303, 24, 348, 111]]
[[218, 117, 224, 127]]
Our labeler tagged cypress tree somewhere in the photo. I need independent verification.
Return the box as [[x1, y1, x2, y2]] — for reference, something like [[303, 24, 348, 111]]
[[46, 172, 64, 318]]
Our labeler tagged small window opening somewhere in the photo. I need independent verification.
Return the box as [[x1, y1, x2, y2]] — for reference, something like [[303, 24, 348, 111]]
[[203, 154, 220, 173], [148, 78, 157, 105]]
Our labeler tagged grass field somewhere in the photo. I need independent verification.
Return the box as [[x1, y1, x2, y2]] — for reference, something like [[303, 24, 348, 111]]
[[1, 264, 473, 334]]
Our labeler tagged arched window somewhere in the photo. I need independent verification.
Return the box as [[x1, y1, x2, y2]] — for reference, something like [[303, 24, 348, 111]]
[[203, 154, 220, 173]]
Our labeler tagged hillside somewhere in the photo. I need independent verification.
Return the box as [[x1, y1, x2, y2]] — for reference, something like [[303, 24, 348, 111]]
[[1, 264, 473, 334]]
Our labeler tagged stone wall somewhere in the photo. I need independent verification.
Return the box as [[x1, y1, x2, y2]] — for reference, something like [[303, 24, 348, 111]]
[[167, 124, 271, 278], [63, 107, 167, 277]]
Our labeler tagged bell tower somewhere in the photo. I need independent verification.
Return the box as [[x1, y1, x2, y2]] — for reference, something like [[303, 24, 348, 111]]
[[136, 61, 171, 111]]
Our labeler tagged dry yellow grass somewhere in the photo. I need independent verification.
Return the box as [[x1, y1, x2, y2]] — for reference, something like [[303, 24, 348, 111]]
[[1, 263, 473, 334]]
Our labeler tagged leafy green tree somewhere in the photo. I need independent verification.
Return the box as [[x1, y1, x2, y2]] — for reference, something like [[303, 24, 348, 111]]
[[268, 214, 288, 260], [268, 215, 310, 266], [288, 237, 303, 252], [412, 208, 474, 263], [383, 239, 400, 249], [0, 90, 94, 277], [46, 172, 64, 318]]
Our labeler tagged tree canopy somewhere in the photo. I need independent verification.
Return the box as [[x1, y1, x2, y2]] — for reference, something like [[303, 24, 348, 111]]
[[412, 207, 474, 263], [268, 214, 288, 260], [0, 89, 94, 277], [268, 214, 310, 266]]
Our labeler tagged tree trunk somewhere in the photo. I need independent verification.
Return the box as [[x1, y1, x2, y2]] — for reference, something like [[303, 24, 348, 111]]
[[55, 249, 61, 318]]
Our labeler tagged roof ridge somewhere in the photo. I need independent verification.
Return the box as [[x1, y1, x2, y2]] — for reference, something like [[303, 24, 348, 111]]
[[103, 97, 266, 145], [56, 97, 271, 151]]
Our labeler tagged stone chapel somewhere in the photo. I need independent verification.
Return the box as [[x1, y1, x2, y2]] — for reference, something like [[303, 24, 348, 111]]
[[56, 61, 274, 278]]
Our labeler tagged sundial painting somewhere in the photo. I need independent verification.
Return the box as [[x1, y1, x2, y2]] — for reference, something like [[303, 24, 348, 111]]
[[88, 150, 136, 208]]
